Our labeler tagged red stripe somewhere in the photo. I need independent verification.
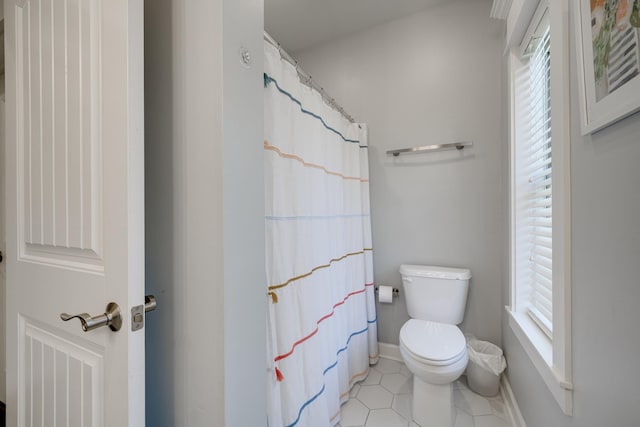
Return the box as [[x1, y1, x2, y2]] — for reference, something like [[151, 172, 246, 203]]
[[275, 327, 320, 362], [274, 286, 369, 362]]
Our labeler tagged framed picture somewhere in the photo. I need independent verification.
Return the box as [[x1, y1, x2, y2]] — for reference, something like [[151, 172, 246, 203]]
[[575, 0, 640, 134]]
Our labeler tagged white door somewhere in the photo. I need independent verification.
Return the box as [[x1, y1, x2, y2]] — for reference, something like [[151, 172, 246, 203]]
[[4, 0, 145, 425]]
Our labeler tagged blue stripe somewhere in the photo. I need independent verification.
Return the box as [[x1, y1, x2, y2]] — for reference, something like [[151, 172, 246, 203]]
[[322, 327, 367, 376], [285, 385, 326, 427], [367, 317, 377, 324], [286, 324, 375, 426], [322, 360, 339, 376], [264, 73, 362, 146], [265, 214, 370, 221]]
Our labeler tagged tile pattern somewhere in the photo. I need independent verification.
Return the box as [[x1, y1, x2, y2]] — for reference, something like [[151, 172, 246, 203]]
[[338, 358, 512, 427]]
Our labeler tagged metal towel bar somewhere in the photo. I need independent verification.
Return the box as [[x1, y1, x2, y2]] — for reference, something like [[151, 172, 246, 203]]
[[387, 142, 473, 157]]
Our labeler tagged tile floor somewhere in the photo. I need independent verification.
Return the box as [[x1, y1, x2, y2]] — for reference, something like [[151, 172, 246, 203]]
[[338, 357, 512, 427]]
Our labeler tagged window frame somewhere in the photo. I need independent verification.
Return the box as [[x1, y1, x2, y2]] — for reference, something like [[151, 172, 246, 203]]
[[507, 0, 573, 416]]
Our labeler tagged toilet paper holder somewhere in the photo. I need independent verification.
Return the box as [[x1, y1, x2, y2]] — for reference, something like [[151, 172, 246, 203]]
[[374, 286, 399, 295]]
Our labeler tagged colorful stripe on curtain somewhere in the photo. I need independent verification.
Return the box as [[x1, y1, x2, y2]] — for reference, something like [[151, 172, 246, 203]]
[[264, 40, 378, 427]]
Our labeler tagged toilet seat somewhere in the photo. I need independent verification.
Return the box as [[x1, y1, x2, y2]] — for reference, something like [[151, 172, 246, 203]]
[[400, 319, 466, 366]]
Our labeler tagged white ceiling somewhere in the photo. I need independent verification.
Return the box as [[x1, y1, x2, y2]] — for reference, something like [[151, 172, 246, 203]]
[[265, 0, 451, 53]]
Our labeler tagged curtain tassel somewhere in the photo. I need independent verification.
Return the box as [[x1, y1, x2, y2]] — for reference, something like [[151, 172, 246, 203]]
[[264, 73, 272, 88], [275, 367, 284, 382], [269, 291, 278, 303]]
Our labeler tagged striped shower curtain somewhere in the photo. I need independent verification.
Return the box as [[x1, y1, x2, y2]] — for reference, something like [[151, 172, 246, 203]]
[[264, 40, 378, 427]]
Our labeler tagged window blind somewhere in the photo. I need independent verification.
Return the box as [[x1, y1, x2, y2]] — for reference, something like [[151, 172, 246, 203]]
[[515, 26, 553, 338]]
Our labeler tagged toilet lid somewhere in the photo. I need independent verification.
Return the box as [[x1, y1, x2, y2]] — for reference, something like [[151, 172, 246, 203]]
[[400, 319, 466, 362]]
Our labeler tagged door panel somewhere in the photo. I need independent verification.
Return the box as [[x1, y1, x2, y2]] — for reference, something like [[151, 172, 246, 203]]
[[5, 0, 145, 425], [21, 318, 104, 426], [16, 0, 102, 272]]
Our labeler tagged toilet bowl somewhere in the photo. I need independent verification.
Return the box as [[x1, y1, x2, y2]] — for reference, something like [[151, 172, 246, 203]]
[[400, 319, 468, 385], [399, 319, 468, 427], [398, 265, 471, 427]]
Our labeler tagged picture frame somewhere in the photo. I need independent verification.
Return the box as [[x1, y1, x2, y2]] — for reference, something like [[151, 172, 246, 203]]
[[574, 0, 640, 135]]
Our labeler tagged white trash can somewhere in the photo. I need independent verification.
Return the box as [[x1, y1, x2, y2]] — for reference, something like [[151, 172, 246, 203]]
[[466, 337, 507, 397]]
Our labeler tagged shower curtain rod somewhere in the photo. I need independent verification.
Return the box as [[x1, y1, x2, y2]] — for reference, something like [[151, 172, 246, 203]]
[[264, 31, 356, 123]]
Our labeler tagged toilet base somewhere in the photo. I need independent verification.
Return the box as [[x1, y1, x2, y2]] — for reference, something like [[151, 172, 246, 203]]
[[412, 376, 455, 427]]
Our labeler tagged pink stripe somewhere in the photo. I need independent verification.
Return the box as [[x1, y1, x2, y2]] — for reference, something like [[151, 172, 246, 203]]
[[274, 286, 369, 362]]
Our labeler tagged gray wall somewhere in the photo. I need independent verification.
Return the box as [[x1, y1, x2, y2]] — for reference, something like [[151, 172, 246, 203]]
[[295, 0, 505, 346], [221, 1, 265, 424], [144, 0, 265, 425], [1, 0, 6, 404], [503, 2, 640, 426], [1, 75, 5, 406]]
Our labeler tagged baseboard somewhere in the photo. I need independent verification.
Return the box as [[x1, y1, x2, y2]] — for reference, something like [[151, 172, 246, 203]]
[[500, 374, 526, 427], [377, 342, 402, 362], [1, 400, 5, 427]]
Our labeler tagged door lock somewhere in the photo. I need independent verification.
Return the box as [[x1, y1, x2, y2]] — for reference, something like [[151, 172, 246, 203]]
[[131, 295, 157, 331]]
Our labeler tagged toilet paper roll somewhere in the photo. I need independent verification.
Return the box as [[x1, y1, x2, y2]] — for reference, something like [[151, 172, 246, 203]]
[[378, 285, 394, 304]]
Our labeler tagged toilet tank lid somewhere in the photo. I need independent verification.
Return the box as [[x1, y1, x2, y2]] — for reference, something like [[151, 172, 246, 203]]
[[399, 264, 471, 280]]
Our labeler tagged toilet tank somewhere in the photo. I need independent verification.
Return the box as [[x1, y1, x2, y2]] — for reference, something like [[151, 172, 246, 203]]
[[399, 264, 471, 325]]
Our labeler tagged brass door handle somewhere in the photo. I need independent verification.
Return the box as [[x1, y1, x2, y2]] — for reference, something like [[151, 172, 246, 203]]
[[60, 302, 123, 332]]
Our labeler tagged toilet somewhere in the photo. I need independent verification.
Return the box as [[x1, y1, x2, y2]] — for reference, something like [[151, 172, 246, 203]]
[[398, 264, 471, 427]]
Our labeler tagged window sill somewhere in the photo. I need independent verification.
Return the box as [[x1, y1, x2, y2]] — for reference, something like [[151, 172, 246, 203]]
[[506, 306, 573, 415]]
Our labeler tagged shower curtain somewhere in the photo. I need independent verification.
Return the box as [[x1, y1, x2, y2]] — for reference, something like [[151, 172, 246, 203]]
[[264, 40, 378, 427]]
